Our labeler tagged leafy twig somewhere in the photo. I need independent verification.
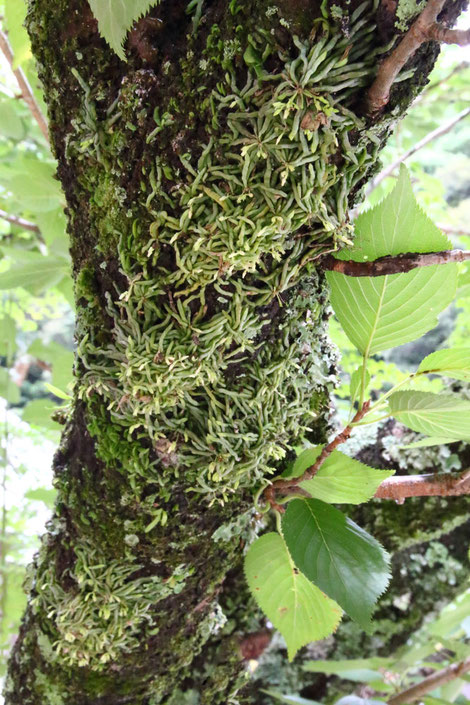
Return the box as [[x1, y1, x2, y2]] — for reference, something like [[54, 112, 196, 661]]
[[0, 29, 49, 143], [365, 107, 470, 196], [322, 249, 470, 277], [0, 208, 40, 233], [265, 402, 371, 511], [365, 0, 469, 114], [387, 655, 470, 705]]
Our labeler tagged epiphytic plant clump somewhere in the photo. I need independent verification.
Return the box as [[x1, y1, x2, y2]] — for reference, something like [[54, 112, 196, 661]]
[[30, 539, 193, 670], [77, 1, 399, 514]]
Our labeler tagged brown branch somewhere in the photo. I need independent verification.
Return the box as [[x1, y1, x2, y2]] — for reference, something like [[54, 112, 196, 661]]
[[265, 402, 371, 510], [428, 23, 470, 45], [365, 107, 470, 195], [366, 0, 447, 115], [0, 208, 40, 233], [437, 224, 470, 237], [375, 470, 470, 501], [0, 29, 49, 143], [321, 249, 470, 277], [387, 656, 470, 705]]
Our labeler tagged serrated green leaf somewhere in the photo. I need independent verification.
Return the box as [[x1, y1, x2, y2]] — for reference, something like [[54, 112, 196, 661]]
[[327, 167, 458, 355], [244, 532, 342, 661], [0, 101, 25, 141], [400, 436, 456, 449], [417, 348, 470, 381], [283, 447, 393, 505], [389, 391, 470, 441], [0, 315, 17, 359], [25, 487, 57, 508], [0, 251, 68, 294], [9, 160, 63, 213], [88, 0, 160, 60], [282, 499, 391, 630], [4, 0, 31, 68], [22, 399, 61, 431], [0, 368, 20, 404], [304, 657, 392, 683]]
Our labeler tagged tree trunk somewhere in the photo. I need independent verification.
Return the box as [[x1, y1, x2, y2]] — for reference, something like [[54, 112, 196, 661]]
[[5, 1, 466, 703]]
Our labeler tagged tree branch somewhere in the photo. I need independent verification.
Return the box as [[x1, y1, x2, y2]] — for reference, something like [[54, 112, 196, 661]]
[[375, 470, 470, 502], [321, 250, 470, 277], [365, 107, 470, 196], [0, 208, 40, 233], [428, 23, 470, 45], [0, 29, 49, 143], [366, 0, 450, 114], [265, 402, 371, 510], [387, 655, 470, 705]]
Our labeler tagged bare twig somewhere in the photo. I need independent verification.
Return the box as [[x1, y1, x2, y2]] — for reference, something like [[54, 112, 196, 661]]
[[365, 107, 470, 196], [0, 29, 49, 143], [0, 208, 40, 233], [387, 655, 470, 705], [366, 0, 446, 114], [375, 470, 470, 501], [321, 249, 470, 277]]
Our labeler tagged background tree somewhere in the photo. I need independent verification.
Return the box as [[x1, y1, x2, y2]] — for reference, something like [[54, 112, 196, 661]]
[[0, 1, 468, 704]]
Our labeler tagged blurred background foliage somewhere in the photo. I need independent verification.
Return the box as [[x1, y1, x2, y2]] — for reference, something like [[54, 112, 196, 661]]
[[0, 2, 468, 704]]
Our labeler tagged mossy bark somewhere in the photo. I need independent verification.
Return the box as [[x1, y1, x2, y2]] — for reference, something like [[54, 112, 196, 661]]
[[5, 1, 467, 703]]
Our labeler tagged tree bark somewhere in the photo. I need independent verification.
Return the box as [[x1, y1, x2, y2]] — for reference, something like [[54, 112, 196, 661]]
[[4, 1, 467, 703]]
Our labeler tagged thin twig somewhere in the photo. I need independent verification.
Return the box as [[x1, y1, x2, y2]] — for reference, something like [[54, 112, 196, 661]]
[[387, 655, 470, 705], [321, 249, 470, 277], [366, 0, 446, 115], [365, 107, 470, 195], [428, 23, 470, 45], [265, 402, 371, 510], [0, 29, 49, 143], [0, 208, 40, 233], [375, 470, 470, 501]]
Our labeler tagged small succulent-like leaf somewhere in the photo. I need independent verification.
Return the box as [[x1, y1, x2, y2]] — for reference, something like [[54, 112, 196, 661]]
[[244, 533, 342, 660], [282, 499, 391, 630]]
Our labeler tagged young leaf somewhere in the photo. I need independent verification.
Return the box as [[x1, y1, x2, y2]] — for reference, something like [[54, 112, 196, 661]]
[[417, 348, 470, 382], [285, 447, 393, 505], [4, 0, 31, 69], [88, 0, 161, 60], [327, 167, 458, 356], [244, 533, 342, 660], [282, 499, 391, 630], [303, 657, 392, 683], [0, 251, 68, 294], [389, 391, 470, 441], [350, 366, 370, 406], [400, 436, 457, 449]]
